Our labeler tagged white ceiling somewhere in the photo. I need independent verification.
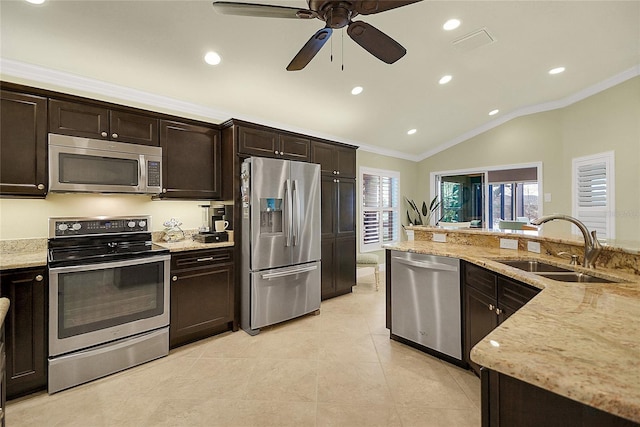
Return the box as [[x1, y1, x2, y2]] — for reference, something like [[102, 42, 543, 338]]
[[1, 0, 639, 160]]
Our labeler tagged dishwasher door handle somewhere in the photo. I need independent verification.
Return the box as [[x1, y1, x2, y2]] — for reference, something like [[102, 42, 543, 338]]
[[392, 256, 458, 272]]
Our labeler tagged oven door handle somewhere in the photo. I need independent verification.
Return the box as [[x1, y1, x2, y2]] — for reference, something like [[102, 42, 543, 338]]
[[48, 254, 171, 273]]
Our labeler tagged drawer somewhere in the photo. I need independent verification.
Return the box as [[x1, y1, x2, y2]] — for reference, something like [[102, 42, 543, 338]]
[[171, 248, 233, 270], [498, 277, 540, 312], [464, 263, 497, 297]]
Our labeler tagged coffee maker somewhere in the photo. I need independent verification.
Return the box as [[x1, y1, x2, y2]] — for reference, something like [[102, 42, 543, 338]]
[[194, 204, 231, 243]]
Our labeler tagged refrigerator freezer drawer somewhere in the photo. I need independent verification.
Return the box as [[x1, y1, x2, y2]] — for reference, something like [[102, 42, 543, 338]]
[[250, 261, 321, 330]]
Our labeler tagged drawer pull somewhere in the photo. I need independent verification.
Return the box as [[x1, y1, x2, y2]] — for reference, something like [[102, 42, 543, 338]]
[[197, 257, 214, 262], [488, 304, 495, 311], [495, 308, 503, 315], [172, 276, 178, 282], [35, 274, 43, 282]]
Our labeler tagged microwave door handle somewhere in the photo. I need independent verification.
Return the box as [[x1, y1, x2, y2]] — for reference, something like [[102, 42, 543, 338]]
[[139, 155, 146, 191]]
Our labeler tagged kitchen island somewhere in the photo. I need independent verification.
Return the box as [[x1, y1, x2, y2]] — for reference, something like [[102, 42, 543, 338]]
[[385, 228, 640, 425]]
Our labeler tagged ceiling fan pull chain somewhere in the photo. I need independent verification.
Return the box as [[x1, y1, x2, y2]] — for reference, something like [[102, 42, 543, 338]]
[[341, 29, 344, 71], [330, 9, 334, 63]]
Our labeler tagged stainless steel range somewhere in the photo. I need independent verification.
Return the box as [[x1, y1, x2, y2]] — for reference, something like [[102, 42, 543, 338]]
[[47, 216, 170, 394]]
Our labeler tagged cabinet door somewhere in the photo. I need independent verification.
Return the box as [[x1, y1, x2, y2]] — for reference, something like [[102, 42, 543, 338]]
[[320, 239, 336, 299], [335, 236, 356, 294], [0, 91, 47, 197], [170, 262, 234, 348], [49, 99, 109, 139], [238, 126, 278, 157], [160, 120, 221, 199], [465, 285, 498, 375], [310, 141, 335, 175], [279, 134, 309, 161], [336, 179, 356, 237], [0, 268, 47, 399], [110, 110, 159, 146], [320, 175, 337, 239], [335, 146, 356, 178]]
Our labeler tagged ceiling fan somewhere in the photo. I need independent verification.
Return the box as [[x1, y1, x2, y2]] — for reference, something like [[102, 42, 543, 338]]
[[212, 0, 423, 71]]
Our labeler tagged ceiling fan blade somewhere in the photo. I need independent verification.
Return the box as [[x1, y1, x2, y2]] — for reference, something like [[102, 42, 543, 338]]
[[212, 1, 317, 19], [355, 0, 423, 15], [347, 21, 406, 64], [286, 27, 333, 71]]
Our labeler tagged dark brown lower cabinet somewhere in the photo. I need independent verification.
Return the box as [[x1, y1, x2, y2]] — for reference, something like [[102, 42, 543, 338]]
[[320, 236, 356, 300], [169, 248, 235, 348], [0, 268, 47, 399], [481, 368, 639, 427]]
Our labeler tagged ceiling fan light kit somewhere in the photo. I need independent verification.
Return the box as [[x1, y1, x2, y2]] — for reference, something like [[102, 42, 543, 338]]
[[212, 0, 423, 70]]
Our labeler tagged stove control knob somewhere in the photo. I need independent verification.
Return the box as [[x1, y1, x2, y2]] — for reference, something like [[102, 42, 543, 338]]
[[128, 221, 136, 228], [58, 223, 68, 231], [72, 223, 82, 231], [138, 220, 146, 228]]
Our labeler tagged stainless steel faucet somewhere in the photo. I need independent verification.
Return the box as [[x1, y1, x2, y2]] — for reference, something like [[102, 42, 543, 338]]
[[531, 214, 603, 268]]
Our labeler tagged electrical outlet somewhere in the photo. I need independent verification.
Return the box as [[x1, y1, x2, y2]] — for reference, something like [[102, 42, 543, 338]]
[[432, 233, 447, 243], [527, 241, 541, 253], [500, 238, 518, 250]]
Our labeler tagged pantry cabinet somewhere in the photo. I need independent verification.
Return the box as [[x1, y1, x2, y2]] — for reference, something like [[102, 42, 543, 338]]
[[49, 99, 159, 146], [0, 267, 47, 399], [463, 262, 540, 375], [0, 90, 48, 197], [158, 120, 222, 200], [169, 248, 235, 348]]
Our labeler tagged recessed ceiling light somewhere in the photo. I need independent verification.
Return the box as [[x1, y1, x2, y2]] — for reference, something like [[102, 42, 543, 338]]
[[443, 19, 461, 31], [204, 51, 222, 66], [351, 86, 363, 95], [439, 75, 452, 85], [25, 0, 46, 4], [549, 67, 565, 75], [407, 129, 417, 135], [489, 109, 499, 116]]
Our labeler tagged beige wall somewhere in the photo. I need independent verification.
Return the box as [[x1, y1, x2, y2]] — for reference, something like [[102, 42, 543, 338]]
[[0, 194, 207, 240], [356, 150, 419, 261], [418, 76, 640, 241]]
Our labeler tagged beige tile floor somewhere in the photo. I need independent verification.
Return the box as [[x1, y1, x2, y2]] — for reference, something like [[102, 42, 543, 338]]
[[7, 273, 480, 427]]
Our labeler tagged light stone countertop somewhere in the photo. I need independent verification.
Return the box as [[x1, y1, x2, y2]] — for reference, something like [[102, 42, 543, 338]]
[[0, 238, 48, 270], [385, 240, 640, 423], [154, 239, 234, 252]]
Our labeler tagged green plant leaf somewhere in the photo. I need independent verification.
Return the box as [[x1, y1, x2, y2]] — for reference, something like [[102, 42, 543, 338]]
[[421, 201, 428, 216]]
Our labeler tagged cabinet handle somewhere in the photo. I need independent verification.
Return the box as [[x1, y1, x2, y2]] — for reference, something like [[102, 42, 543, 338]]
[[495, 308, 503, 315], [274, 150, 280, 155], [172, 276, 178, 282], [333, 170, 337, 175], [196, 257, 214, 262], [101, 131, 108, 137], [37, 184, 45, 190], [112, 133, 118, 139], [35, 275, 43, 282], [488, 304, 495, 311], [336, 171, 340, 175], [162, 188, 167, 193]]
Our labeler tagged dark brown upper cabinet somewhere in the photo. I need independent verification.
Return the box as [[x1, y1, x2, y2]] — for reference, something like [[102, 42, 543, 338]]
[[49, 99, 159, 146], [158, 120, 221, 200], [0, 90, 48, 197], [237, 125, 310, 161], [310, 140, 356, 178]]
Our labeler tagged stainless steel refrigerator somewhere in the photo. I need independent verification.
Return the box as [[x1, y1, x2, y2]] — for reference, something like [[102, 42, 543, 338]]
[[240, 157, 321, 335]]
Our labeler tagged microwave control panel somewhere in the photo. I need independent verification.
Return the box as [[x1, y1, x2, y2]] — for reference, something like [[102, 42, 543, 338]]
[[147, 161, 161, 187]]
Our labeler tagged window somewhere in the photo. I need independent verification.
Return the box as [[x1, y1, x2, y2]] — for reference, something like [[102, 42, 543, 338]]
[[488, 167, 539, 228], [572, 151, 615, 239], [360, 167, 400, 252]]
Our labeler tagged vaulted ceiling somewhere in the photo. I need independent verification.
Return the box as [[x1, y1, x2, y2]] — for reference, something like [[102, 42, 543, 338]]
[[1, 0, 639, 160]]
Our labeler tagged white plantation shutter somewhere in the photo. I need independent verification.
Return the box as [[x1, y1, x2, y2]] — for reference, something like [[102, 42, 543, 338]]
[[572, 152, 615, 239], [360, 168, 400, 252]]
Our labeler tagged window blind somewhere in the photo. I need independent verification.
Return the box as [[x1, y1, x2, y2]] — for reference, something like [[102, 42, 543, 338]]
[[572, 152, 614, 239], [360, 169, 400, 252]]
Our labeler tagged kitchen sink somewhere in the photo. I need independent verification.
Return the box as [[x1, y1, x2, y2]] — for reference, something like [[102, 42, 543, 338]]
[[497, 259, 622, 283], [497, 260, 574, 273], [535, 272, 617, 283]]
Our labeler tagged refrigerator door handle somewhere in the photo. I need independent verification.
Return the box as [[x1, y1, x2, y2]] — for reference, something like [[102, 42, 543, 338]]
[[284, 179, 292, 247], [261, 264, 318, 280], [292, 180, 301, 246]]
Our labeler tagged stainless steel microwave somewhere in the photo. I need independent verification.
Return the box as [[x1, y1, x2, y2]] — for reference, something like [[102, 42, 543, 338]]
[[48, 134, 162, 194]]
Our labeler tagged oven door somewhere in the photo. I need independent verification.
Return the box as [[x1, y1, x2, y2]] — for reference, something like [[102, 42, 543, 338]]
[[48, 254, 170, 357]]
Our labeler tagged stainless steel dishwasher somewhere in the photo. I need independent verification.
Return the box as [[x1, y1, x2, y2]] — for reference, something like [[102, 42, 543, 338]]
[[390, 250, 462, 361]]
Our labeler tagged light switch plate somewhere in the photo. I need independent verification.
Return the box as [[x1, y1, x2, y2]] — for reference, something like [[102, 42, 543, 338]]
[[527, 241, 541, 253], [500, 238, 518, 250], [432, 233, 447, 243]]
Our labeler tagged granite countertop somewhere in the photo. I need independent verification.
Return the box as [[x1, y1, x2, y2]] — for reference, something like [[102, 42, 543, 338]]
[[385, 240, 640, 424], [154, 238, 234, 252]]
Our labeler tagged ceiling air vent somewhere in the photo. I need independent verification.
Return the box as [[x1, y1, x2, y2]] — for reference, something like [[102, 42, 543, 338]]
[[452, 28, 495, 51]]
